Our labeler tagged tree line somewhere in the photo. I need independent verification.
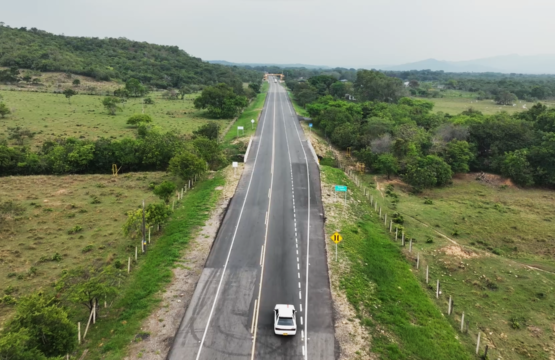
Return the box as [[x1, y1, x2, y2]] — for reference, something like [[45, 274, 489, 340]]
[[0, 121, 225, 176], [289, 69, 555, 190]]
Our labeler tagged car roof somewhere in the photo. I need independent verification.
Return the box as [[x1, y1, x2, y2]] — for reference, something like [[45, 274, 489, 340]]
[[275, 304, 295, 317]]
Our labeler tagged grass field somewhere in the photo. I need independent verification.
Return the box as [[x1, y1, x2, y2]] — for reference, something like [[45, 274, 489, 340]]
[[79, 172, 224, 359], [321, 166, 472, 359], [355, 173, 555, 359], [0, 89, 226, 148], [426, 93, 555, 115], [0, 172, 181, 325]]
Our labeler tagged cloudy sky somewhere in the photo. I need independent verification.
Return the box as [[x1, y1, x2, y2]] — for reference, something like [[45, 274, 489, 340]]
[[3, 0, 555, 67]]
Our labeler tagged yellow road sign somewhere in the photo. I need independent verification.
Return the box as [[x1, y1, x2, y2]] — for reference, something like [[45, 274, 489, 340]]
[[330, 232, 343, 244]]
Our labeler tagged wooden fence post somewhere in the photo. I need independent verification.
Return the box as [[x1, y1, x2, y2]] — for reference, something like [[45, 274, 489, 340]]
[[461, 312, 465, 332], [476, 331, 481, 355], [78, 322, 81, 344], [426, 265, 429, 284], [448, 296, 452, 315], [436, 280, 440, 299], [389, 220, 393, 232], [416, 253, 420, 269], [127, 257, 131, 273]]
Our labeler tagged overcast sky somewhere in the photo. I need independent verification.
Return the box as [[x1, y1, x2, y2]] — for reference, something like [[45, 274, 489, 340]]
[[3, 0, 555, 67]]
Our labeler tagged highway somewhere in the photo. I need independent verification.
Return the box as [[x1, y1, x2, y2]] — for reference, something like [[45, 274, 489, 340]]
[[167, 78, 336, 360]]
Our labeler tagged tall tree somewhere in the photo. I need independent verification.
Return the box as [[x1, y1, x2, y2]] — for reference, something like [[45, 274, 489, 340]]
[[354, 70, 406, 102]]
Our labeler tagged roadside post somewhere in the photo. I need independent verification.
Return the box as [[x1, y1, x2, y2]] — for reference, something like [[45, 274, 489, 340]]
[[237, 126, 244, 138], [309, 123, 313, 132], [331, 232, 343, 261], [251, 119, 255, 129], [232, 161, 238, 176]]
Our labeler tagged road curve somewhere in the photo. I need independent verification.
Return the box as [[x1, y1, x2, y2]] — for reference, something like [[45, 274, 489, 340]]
[[167, 78, 336, 360]]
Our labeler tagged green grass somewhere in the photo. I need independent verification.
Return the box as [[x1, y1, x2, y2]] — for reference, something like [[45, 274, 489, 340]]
[[321, 166, 471, 360], [0, 172, 174, 325], [426, 93, 555, 115], [356, 174, 555, 359], [76, 172, 225, 359], [222, 82, 269, 144], [0, 89, 225, 148]]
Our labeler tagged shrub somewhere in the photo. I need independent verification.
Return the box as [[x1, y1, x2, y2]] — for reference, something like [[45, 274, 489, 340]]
[[153, 181, 176, 204], [127, 114, 153, 126], [392, 212, 404, 224], [425, 235, 434, 244], [67, 225, 82, 235], [424, 198, 433, 205], [0, 295, 16, 305], [81, 244, 94, 253]]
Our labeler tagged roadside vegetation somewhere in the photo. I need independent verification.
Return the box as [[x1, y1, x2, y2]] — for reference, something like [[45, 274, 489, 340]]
[[321, 166, 472, 359]]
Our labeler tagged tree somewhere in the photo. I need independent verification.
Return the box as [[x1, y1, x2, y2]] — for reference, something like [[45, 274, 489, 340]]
[[126, 114, 153, 126], [193, 137, 226, 169], [62, 89, 77, 104], [0, 328, 47, 360], [123, 202, 172, 237], [500, 149, 534, 186], [178, 86, 192, 100], [495, 91, 517, 105], [0, 103, 11, 118], [72, 79, 80, 86], [59, 267, 118, 320], [125, 78, 147, 97], [194, 83, 248, 119], [113, 88, 129, 99], [193, 122, 219, 140], [354, 70, 406, 102], [22, 75, 32, 84], [3, 294, 76, 357], [248, 82, 261, 94], [168, 152, 206, 181], [143, 97, 155, 105], [408, 80, 420, 88], [102, 97, 122, 115], [404, 155, 453, 191], [153, 181, 176, 203], [375, 154, 399, 179], [444, 140, 474, 173]]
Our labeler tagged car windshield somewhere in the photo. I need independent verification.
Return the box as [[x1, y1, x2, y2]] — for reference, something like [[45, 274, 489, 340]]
[[277, 317, 294, 326]]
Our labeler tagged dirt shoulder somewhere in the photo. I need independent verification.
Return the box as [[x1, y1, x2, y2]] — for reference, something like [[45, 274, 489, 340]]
[[125, 164, 244, 360]]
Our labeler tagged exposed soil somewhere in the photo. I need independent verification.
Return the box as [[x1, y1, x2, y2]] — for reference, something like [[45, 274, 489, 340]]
[[440, 245, 478, 259], [124, 164, 244, 360]]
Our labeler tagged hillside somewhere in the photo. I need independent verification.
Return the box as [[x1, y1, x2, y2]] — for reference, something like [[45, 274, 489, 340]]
[[0, 25, 261, 89]]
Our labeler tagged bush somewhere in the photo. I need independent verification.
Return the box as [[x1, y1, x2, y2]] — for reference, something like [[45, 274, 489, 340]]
[[127, 114, 153, 126], [424, 198, 433, 205], [81, 244, 94, 253], [67, 225, 82, 234], [168, 152, 206, 181], [392, 212, 404, 224], [2, 294, 77, 356]]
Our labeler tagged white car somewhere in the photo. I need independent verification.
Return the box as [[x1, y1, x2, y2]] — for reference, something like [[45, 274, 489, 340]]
[[274, 304, 297, 336]]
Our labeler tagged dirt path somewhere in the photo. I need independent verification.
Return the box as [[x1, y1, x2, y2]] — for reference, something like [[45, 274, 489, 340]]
[[125, 164, 244, 360]]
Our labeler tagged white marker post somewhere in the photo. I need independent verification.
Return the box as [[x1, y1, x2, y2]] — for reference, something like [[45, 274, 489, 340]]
[[237, 126, 244, 138], [232, 161, 238, 176], [251, 119, 255, 129]]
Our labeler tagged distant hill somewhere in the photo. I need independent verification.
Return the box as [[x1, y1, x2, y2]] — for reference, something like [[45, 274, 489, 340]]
[[209, 60, 331, 70], [0, 25, 261, 89], [374, 54, 555, 74]]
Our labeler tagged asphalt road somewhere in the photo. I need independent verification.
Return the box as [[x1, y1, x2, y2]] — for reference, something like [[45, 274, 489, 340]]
[[167, 78, 336, 360]]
